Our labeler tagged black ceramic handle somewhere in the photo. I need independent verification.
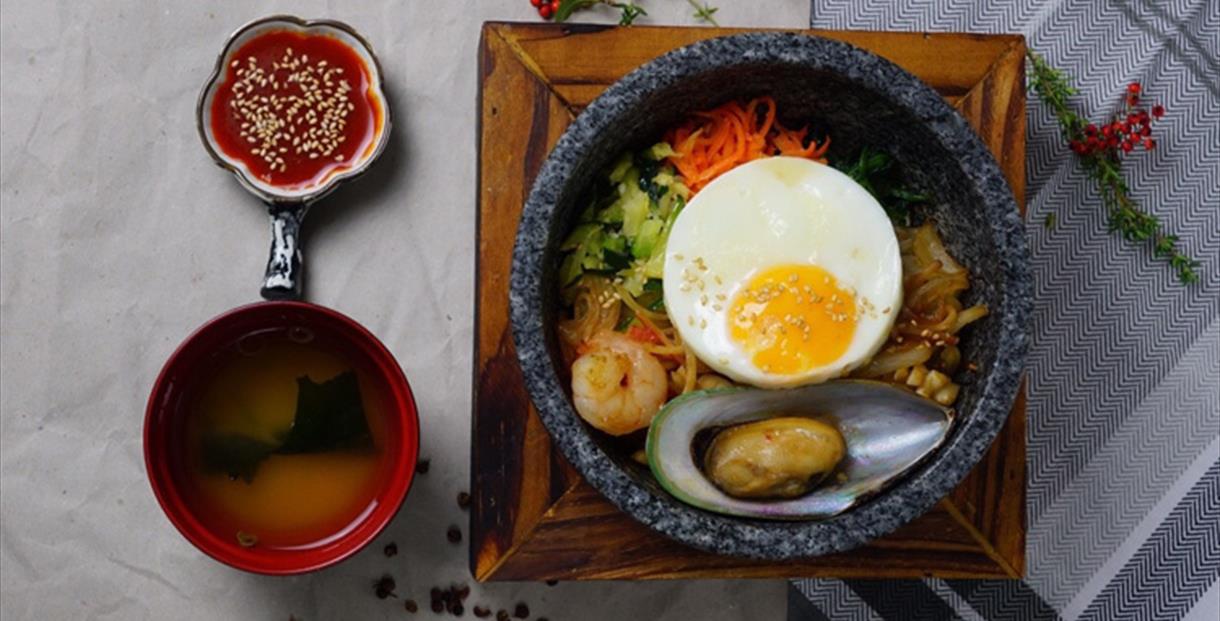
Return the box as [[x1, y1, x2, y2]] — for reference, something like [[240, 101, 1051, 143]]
[[260, 206, 308, 301]]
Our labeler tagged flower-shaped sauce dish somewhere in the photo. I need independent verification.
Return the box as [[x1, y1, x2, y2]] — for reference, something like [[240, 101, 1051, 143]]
[[196, 15, 392, 299]]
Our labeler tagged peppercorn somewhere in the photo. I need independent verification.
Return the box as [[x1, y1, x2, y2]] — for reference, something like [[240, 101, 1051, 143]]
[[473, 606, 492, 618], [374, 575, 396, 599], [416, 459, 431, 474], [457, 491, 471, 510], [384, 542, 398, 557], [447, 525, 462, 543], [514, 603, 530, 618], [405, 599, 419, 614]]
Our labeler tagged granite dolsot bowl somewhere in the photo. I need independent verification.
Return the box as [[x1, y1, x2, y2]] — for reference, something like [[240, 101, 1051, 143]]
[[510, 32, 1031, 559]]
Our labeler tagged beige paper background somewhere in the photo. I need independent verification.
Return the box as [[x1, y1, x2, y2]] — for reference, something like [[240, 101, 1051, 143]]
[[0, 1, 812, 619]]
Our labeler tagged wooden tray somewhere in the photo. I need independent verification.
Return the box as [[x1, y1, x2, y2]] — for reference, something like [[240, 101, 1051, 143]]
[[472, 22, 1027, 581]]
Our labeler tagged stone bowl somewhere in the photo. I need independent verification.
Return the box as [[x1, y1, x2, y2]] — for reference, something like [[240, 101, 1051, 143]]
[[510, 32, 1031, 559]]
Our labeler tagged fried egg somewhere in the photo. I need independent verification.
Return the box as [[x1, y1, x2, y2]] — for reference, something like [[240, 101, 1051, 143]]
[[663, 156, 902, 388]]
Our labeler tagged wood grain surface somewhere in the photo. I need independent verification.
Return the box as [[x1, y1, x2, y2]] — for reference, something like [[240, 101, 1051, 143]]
[[472, 22, 1027, 582]]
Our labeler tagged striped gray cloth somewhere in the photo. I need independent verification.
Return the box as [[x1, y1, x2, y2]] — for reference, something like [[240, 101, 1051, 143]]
[[791, 1, 1220, 619]]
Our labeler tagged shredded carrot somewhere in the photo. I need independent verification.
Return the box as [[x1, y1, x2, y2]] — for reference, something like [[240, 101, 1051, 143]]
[[626, 324, 663, 346], [663, 96, 831, 193]]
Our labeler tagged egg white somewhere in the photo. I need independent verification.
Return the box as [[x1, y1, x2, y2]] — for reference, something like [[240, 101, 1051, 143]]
[[663, 156, 903, 388]]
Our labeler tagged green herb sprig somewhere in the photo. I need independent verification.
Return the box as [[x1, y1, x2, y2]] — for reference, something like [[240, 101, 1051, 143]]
[[1026, 50, 1198, 284], [555, 0, 647, 25], [687, 0, 720, 26]]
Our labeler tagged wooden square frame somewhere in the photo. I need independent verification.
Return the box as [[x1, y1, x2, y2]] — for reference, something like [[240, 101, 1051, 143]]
[[473, 22, 1026, 581]]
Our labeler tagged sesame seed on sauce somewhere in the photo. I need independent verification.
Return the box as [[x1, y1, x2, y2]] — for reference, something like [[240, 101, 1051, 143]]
[[210, 30, 378, 188]]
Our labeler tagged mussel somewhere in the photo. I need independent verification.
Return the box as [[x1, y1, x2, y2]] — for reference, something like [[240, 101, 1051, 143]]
[[645, 380, 953, 520]]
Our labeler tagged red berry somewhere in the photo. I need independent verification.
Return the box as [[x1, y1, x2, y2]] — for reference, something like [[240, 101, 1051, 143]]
[[1085, 123, 1098, 136], [550, 0, 560, 8], [1122, 141, 1134, 153], [1140, 125, 1151, 136], [1152, 104, 1165, 118], [531, 0, 543, 6], [1102, 124, 1114, 137], [1128, 82, 1141, 95], [1108, 136, 1120, 148], [1143, 137, 1155, 150], [539, 4, 553, 17]]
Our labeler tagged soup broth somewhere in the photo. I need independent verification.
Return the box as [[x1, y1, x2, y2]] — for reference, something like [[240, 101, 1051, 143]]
[[176, 327, 395, 549]]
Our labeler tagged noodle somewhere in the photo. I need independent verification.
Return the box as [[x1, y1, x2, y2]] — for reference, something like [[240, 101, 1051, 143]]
[[683, 347, 699, 394], [613, 283, 674, 346], [558, 276, 621, 360], [853, 223, 989, 402]]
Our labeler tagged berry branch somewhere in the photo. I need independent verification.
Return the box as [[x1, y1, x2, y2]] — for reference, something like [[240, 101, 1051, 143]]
[[1026, 50, 1199, 284]]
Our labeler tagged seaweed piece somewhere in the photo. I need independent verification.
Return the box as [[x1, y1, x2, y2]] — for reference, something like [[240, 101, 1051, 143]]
[[277, 371, 371, 454], [200, 370, 371, 482]]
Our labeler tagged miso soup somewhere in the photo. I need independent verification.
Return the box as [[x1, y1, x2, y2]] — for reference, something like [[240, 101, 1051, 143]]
[[175, 327, 397, 549]]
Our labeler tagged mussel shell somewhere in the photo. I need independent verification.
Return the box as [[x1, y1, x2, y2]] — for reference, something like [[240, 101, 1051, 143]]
[[645, 380, 954, 520]]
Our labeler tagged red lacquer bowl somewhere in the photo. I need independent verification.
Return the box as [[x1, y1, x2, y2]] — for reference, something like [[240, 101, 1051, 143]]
[[144, 301, 419, 574]]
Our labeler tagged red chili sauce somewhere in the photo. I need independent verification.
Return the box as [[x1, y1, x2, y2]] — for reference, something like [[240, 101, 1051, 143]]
[[210, 30, 381, 189]]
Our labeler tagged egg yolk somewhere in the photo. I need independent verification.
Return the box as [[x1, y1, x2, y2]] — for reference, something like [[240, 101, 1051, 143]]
[[727, 264, 858, 375]]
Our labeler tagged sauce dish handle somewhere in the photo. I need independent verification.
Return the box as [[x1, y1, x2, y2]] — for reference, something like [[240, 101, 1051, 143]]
[[260, 205, 308, 301]]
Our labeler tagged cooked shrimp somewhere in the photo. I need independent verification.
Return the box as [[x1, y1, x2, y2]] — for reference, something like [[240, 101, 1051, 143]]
[[571, 331, 668, 436]]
